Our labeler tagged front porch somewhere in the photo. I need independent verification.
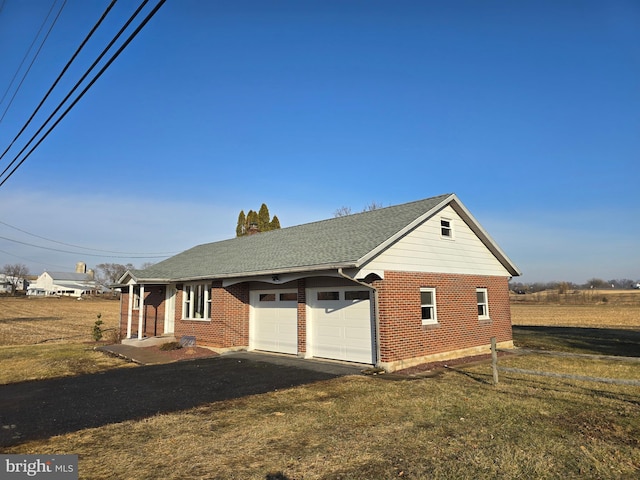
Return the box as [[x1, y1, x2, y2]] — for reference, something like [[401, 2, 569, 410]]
[[122, 283, 175, 340]]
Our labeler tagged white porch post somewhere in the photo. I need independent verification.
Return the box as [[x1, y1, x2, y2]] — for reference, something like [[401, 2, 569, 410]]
[[137, 284, 145, 339], [127, 284, 133, 339]]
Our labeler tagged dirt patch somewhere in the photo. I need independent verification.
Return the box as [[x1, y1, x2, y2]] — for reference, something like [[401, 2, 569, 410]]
[[394, 351, 513, 376]]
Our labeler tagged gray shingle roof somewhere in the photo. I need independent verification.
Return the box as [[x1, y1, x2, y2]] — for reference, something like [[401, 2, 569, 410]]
[[132, 193, 454, 281], [46, 272, 93, 281]]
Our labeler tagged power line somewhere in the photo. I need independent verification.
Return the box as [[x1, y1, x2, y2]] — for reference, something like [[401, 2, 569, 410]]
[[0, 0, 58, 109], [0, 0, 167, 187], [0, 0, 118, 163], [0, 0, 67, 124], [0, 247, 70, 271], [0, 234, 171, 259], [0, 218, 176, 255], [0, 0, 150, 180]]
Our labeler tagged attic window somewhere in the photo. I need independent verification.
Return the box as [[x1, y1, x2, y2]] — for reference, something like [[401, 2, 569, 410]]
[[440, 218, 453, 239]]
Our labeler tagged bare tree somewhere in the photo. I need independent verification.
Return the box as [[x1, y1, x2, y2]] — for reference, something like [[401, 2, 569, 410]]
[[95, 263, 134, 286], [1, 263, 29, 295], [333, 206, 353, 217], [334, 202, 384, 218]]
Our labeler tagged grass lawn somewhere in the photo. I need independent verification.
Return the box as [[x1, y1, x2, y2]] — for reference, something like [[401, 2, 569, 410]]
[[0, 343, 136, 385], [5, 354, 639, 479], [1, 296, 639, 479]]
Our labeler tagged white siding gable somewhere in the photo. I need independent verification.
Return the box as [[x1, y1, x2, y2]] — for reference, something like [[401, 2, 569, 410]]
[[362, 205, 511, 277]]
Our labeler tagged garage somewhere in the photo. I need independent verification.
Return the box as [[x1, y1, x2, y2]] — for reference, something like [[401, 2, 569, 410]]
[[309, 287, 375, 364], [250, 289, 298, 355]]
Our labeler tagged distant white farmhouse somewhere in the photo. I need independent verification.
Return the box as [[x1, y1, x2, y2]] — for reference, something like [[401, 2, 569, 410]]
[[0, 274, 27, 294], [28, 262, 99, 297]]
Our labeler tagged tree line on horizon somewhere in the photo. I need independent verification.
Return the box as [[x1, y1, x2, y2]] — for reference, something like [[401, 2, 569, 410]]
[[509, 278, 640, 294]]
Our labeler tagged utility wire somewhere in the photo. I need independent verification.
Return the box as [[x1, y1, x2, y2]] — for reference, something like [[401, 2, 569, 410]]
[[0, 0, 154, 183], [0, 0, 118, 163], [0, 234, 171, 259], [0, 218, 176, 255], [0, 0, 58, 108], [0, 0, 67, 124], [0, 247, 70, 271]]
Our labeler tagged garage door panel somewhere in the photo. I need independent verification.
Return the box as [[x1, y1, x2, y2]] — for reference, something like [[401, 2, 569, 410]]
[[310, 288, 374, 364], [251, 290, 298, 355]]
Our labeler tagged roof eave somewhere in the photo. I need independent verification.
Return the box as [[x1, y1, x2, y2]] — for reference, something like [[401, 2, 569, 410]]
[[355, 193, 522, 277], [165, 262, 359, 283], [448, 194, 522, 277]]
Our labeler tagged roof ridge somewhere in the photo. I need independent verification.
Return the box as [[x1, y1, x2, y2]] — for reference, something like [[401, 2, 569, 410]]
[[193, 193, 454, 249]]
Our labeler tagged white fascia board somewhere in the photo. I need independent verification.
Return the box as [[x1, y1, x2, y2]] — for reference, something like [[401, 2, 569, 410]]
[[356, 194, 455, 267], [174, 263, 358, 285], [355, 193, 521, 277], [447, 195, 522, 277], [117, 270, 136, 284]]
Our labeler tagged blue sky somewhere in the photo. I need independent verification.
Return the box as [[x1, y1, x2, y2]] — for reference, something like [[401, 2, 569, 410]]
[[0, 0, 638, 283]]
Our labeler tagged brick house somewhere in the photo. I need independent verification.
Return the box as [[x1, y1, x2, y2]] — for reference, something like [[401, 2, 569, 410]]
[[117, 193, 520, 372]]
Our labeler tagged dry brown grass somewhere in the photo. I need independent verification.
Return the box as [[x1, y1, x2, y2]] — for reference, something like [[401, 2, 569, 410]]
[[2, 292, 639, 478], [511, 304, 639, 328], [0, 343, 136, 384], [510, 289, 640, 329], [0, 296, 121, 345], [6, 354, 639, 479]]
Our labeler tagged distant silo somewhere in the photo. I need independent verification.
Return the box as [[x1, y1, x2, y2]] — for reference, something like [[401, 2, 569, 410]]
[[75, 262, 86, 274]]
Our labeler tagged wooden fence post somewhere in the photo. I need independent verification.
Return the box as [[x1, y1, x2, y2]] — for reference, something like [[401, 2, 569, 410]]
[[491, 337, 499, 385]]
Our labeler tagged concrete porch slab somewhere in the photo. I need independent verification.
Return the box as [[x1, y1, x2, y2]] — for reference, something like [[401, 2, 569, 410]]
[[121, 335, 176, 348]]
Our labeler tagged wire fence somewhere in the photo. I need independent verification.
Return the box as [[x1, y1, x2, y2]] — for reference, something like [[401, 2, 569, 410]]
[[490, 337, 640, 387]]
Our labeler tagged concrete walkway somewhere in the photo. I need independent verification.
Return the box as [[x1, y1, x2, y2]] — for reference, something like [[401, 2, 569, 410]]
[[97, 344, 368, 376], [96, 343, 189, 365]]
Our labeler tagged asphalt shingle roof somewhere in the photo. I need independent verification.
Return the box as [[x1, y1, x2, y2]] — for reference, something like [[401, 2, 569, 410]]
[[133, 194, 453, 281]]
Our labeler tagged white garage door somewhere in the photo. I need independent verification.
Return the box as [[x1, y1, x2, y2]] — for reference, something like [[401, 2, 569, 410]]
[[309, 287, 374, 364], [250, 290, 298, 355]]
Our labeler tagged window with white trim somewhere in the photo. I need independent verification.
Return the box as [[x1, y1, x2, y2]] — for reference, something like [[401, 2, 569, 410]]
[[477, 288, 489, 320], [183, 283, 211, 320], [440, 217, 453, 239], [133, 288, 141, 310], [420, 288, 438, 325]]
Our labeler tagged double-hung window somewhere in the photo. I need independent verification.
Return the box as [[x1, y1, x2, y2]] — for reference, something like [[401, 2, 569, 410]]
[[440, 218, 453, 239], [421, 288, 438, 325], [132, 289, 141, 310], [183, 283, 211, 320], [477, 288, 489, 320]]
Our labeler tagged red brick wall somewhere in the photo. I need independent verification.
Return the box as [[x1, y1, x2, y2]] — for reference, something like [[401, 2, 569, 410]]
[[374, 271, 512, 364], [173, 282, 249, 348]]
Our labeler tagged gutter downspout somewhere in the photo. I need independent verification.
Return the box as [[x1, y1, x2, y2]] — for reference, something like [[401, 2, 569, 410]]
[[337, 268, 382, 368]]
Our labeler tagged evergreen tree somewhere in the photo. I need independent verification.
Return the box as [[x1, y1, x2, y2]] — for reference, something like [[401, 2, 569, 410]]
[[258, 203, 271, 231], [236, 210, 246, 237], [235, 204, 281, 236], [247, 210, 259, 231]]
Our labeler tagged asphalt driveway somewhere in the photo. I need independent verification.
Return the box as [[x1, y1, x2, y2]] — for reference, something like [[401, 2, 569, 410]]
[[0, 352, 363, 448]]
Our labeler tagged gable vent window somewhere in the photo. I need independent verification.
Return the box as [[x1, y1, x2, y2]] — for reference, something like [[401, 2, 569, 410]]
[[441, 218, 453, 239]]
